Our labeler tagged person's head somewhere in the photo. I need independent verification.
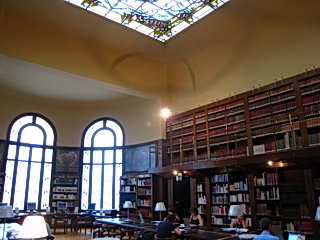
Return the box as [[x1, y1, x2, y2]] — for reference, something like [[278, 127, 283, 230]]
[[165, 214, 176, 222], [168, 208, 175, 215], [260, 217, 272, 232], [237, 214, 246, 221], [190, 207, 198, 216]]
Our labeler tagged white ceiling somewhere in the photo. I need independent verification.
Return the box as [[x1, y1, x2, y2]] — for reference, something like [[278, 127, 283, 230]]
[[0, 55, 154, 101]]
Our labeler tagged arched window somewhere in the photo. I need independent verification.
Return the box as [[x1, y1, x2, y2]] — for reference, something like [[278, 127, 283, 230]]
[[81, 118, 124, 210], [3, 113, 56, 210]]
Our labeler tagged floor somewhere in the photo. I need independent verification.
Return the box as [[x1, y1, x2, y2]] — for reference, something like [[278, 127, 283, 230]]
[[54, 228, 91, 240]]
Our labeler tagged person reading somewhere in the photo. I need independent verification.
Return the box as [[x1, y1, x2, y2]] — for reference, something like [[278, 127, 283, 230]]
[[156, 214, 181, 238], [253, 218, 279, 240], [230, 214, 249, 229], [189, 208, 203, 226], [164, 208, 180, 223]]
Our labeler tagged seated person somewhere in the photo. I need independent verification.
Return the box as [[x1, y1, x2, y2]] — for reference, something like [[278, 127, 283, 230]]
[[189, 207, 203, 226], [230, 214, 249, 229], [156, 214, 181, 238], [253, 218, 279, 240], [164, 208, 180, 223]]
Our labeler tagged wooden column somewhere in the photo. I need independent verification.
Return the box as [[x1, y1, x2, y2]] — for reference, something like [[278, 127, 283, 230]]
[[248, 173, 257, 230]]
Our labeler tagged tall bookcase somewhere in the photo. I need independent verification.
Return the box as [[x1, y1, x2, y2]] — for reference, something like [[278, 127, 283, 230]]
[[119, 174, 153, 219], [136, 174, 153, 219], [165, 69, 320, 166]]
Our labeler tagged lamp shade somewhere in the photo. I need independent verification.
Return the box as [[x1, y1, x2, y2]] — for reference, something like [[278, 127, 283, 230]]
[[315, 206, 320, 221], [0, 206, 14, 218], [154, 202, 166, 212], [123, 201, 133, 209], [228, 205, 242, 217], [19, 215, 48, 239]]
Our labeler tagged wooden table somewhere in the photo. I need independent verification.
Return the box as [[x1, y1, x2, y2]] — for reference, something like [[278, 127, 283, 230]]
[[95, 218, 233, 240]]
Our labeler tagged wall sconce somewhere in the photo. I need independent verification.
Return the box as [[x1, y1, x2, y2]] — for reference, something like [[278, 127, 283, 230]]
[[267, 160, 288, 167], [173, 170, 183, 181]]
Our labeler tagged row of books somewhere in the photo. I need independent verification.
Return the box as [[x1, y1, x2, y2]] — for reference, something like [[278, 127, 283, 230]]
[[197, 184, 205, 192], [249, 101, 296, 119], [212, 216, 229, 225], [230, 193, 249, 203], [299, 77, 320, 88], [285, 221, 313, 234], [137, 199, 151, 207], [212, 194, 228, 204], [212, 174, 229, 183], [306, 118, 320, 128], [211, 148, 248, 159], [254, 172, 278, 186], [139, 208, 151, 218], [54, 178, 78, 185], [212, 184, 228, 193], [302, 95, 320, 106], [229, 180, 248, 191], [249, 92, 294, 110], [52, 193, 77, 200], [197, 194, 207, 205], [255, 187, 280, 200], [120, 185, 136, 193], [137, 188, 151, 195], [120, 177, 136, 185], [212, 206, 228, 215], [52, 201, 77, 207], [300, 83, 320, 95], [53, 186, 77, 193], [137, 178, 151, 186]]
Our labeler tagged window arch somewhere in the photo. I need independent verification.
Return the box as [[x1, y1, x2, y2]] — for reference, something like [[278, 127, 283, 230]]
[[81, 118, 124, 210], [3, 113, 56, 210]]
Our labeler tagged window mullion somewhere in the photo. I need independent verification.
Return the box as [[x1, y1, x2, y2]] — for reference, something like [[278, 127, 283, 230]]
[[101, 150, 105, 209], [23, 146, 33, 210]]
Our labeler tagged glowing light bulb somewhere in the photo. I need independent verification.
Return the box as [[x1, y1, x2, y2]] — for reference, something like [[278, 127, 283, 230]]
[[173, 170, 178, 175], [160, 108, 171, 118], [267, 161, 273, 166]]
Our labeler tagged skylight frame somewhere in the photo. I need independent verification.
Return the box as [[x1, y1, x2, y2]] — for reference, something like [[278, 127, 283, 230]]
[[64, 0, 230, 42]]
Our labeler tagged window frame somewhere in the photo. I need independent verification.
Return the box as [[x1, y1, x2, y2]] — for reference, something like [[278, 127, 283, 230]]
[[80, 117, 125, 210], [3, 113, 56, 210]]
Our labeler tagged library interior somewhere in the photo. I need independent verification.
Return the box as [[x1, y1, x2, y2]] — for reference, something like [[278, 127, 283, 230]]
[[0, 0, 320, 240]]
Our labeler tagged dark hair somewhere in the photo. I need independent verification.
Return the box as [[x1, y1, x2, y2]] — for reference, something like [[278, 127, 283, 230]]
[[260, 217, 272, 231], [190, 207, 198, 215], [168, 208, 175, 214], [165, 214, 176, 222]]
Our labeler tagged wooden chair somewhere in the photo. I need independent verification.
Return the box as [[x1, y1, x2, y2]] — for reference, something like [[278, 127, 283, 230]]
[[53, 214, 68, 234], [120, 227, 135, 240], [76, 215, 93, 234], [102, 224, 121, 238]]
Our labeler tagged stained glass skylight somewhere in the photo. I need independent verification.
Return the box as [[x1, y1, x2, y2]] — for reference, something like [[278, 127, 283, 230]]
[[64, 0, 230, 42]]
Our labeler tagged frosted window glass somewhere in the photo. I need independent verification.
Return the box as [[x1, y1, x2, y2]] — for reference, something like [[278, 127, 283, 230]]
[[21, 126, 44, 145], [9, 116, 32, 142], [28, 162, 41, 206], [31, 148, 43, 162], [13, 161, 28, 209], [7, 145, 17, 159], [18, 146, 30, 161], [45, 149, 53, 162], [3, 160, 14, 205], [104, 150, 113, 164], [84, 121, 103, 147], [93, 129, 114, 147], [81, 165, 90, 209], [103, 165, 113, 209], [83, 150, 90, 163], [36, 117, 54, 146], [91, 165, 102, 210], [93, 150, 102, 164], [106, 120, 123, 146], [41, 163, 52, 209], [114, 164, 122, 210], [116, 150, 122, 164]]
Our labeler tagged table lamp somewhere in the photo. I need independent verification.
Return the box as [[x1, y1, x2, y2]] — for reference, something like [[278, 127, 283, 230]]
[[154, 202, 166, 221], [0, 206, 14, 240], [315, 206, 320, 221], [123, 201, 133, 221], [228, 205, 242, 235], [19, 215, 48, 240]]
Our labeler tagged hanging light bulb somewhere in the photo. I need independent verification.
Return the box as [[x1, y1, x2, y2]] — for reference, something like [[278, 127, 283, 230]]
[[160, 107, 171, 119]]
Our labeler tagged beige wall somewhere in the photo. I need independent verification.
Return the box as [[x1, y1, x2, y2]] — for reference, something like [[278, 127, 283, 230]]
[[0, 88, 162, 146], [165, 0, 320, 113]]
